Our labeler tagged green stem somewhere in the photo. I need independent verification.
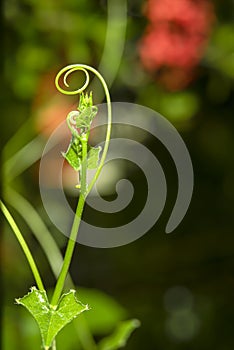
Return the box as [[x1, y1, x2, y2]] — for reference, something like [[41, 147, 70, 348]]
[[51, 339, 56, 350], [50, 194, 85, 307], [51, 64, 112, 307], [5, 188, 97, 350], [0, 200, 44, 291], [55, 64, 112, 195], [50, 136, 88, 307], [80, 134, 88, 194]]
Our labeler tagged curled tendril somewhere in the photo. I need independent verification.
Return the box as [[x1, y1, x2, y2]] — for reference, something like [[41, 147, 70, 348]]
[[66, 111, 80, 137], [55, 64, 112, 196], [55, 66, 90, 95]]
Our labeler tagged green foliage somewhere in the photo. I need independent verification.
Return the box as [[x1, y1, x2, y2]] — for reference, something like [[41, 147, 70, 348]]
[[62, 136, 82, 171], [4, 287, 139, 350], [98, 319, 140, 350], [62, 91, 101, 179], [2, 0, 234, 348], [75, 106, 98, 129], [78, 92, 96, 111], [87, 146, 102, 169], [16, 288, 89, 349], [74, 93, 98, 129], [62, 138, 102, 172]]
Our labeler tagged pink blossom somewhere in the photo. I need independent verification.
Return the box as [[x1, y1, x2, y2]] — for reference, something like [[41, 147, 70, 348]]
[[139, 0, 215, 90]]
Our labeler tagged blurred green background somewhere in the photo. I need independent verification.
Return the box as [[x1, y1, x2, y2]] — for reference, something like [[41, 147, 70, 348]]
[[1, 0, 234, 349]]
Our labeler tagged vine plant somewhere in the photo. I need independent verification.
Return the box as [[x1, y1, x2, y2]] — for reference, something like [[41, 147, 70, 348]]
[[1, 64, 139, 350]]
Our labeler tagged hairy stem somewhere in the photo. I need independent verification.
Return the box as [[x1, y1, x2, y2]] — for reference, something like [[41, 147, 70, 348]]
[[0, 200, 44, 291]]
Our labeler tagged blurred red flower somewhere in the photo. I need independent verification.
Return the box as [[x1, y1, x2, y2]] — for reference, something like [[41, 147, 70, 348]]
[[139, 0, 215, 90]]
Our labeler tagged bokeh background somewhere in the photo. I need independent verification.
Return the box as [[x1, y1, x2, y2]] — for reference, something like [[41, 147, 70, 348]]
[[1, 0, 234, 349]]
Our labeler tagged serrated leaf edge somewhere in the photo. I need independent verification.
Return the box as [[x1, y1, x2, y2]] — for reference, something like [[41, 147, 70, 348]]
[[53, 289, 90, 312], [15, 286, 48, 305], [46, 289, 90, 346]]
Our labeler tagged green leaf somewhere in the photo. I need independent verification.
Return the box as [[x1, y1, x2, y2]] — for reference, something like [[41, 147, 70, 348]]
[[98, 319, 140, 350], [63, 138, 101, 172], [87, 146, 102, 169], [16, 287, 89, 349], [62, 136, 82, 171], [78, 92, 95, 110], [76, 106, 98, 129]]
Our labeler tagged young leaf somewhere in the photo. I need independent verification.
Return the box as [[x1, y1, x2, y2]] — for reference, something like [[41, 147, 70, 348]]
[[62, 136, 82, 171], [98, 319, 140, 350], [78, 92, 95, 110], [76, 106, 98, 129], [16, 287, 89, 349], [87, 146, 102, 169]]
